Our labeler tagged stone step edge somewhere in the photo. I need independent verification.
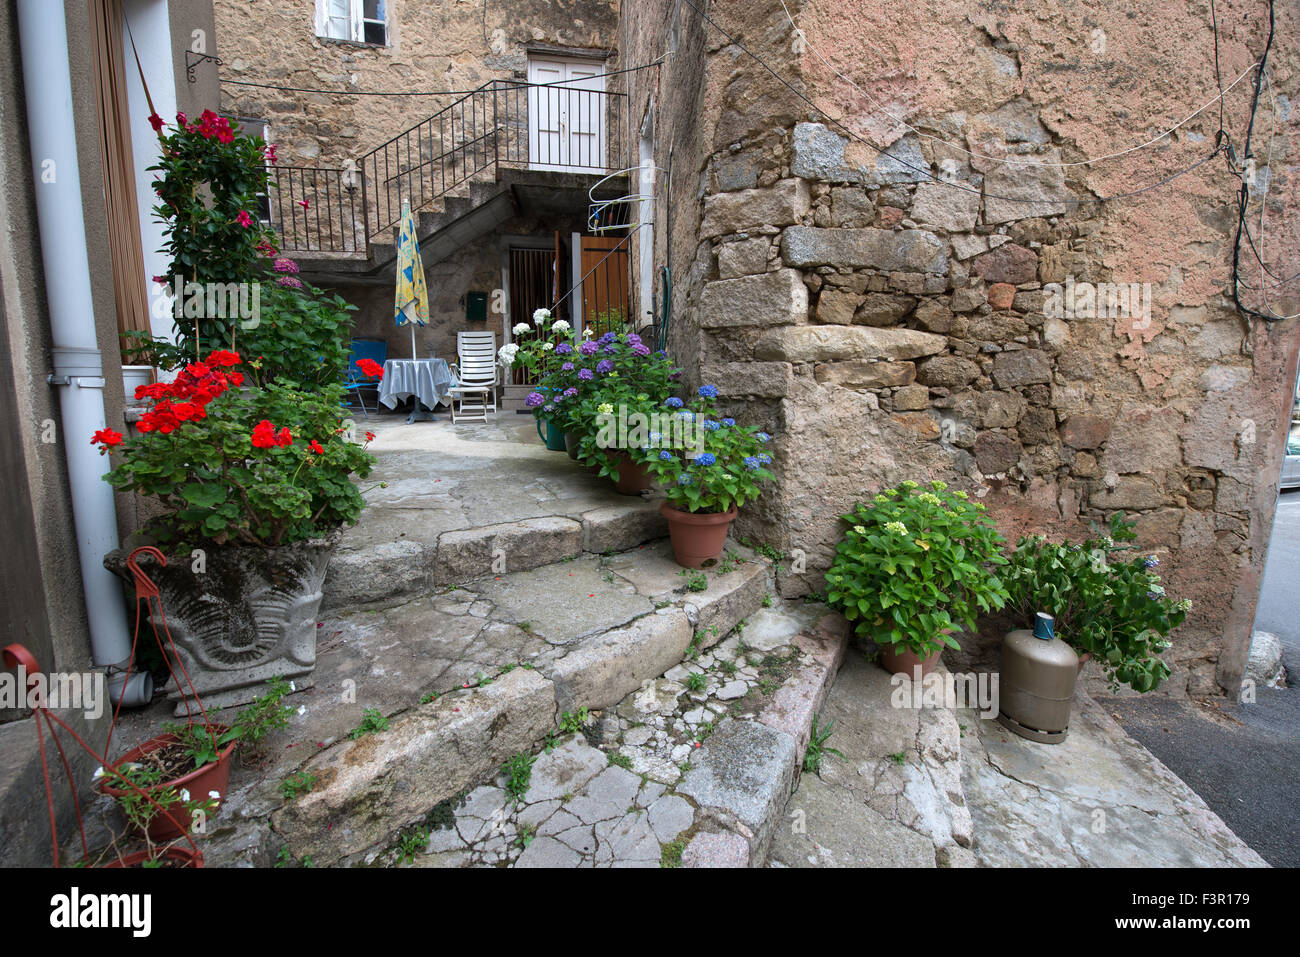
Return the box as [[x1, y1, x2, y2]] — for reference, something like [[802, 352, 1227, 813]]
[[273, 560, 774, 865], [678, 617, 849, 867], [321, 499, 669, 611]]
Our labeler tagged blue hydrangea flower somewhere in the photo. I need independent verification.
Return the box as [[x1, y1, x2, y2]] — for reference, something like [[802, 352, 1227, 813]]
[[743, 456, 761, 470], [677, 473, 694, 485], [698, 384, 718, 399], [756, 432, 771, 443], [649, 431, 662, 443], [721, 418, 735, 427], [702, 419, 720, 431], [664, 396, 684, 409], [758, 452, 772, 464], [677, 410, 694, 421], [696, 452, 716, 466], [1144, 555, 1159, 568], [659, 450, 674, 461]]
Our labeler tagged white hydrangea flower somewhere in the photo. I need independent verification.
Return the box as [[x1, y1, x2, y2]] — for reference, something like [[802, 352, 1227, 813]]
[[532, 308, 550, 325], [551, 319, 571, 335], [542, 341, 554, 351], [512, 322, 530, 336]]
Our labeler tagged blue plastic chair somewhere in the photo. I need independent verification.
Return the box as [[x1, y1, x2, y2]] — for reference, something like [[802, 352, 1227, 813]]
[[345, 338, 387, 418]]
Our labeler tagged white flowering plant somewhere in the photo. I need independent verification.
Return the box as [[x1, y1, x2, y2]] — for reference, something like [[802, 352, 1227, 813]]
[[506, 307, 576, 386], [825, 480, 1009, 658]]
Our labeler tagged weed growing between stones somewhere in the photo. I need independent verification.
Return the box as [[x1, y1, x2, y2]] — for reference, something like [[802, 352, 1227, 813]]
[[661, 839, 685, 868], [679, 568, 708, 592], [279, 770, 317, 802], [502, 752, 536, 803], [802, 715, 844, 776], [559, 707, 590, 735], [349, 707, 389, 739]]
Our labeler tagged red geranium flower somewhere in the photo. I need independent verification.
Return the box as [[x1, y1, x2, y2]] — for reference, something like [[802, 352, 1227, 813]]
[[276, 427, 293, 447], [251, 419, 277, 448], [91, 428, 123, 448], [364, 430, 376, 443], [207, 349, 242, 368], [309, 440, 324, 455], [148, 113, 165, 132], [356, 358, 384, 379]]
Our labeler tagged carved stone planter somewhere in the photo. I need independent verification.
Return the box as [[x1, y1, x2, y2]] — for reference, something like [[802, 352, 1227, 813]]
[[105, 532, 338, 713]]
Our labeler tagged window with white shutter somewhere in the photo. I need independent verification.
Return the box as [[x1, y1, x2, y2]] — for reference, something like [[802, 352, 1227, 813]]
[[314, 0, 386, 46]]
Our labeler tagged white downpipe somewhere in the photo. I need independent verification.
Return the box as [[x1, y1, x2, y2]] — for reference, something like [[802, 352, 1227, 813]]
[[17, 0, 135, 683]]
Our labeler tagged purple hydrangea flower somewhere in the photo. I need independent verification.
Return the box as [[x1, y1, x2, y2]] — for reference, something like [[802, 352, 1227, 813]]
[[596, 359, 614, 374], [625, 334, 642, 346], [579, 341, 598, 356], [555, 343, 573, 355], [525, 392, 545, 407], [561, 362, 575, 371], [598, 331, 617, 344], [603, 342, 619, 354], [578, 368, 594, 381], [563, 387, 578, 397], [631, 344, 651, 357]]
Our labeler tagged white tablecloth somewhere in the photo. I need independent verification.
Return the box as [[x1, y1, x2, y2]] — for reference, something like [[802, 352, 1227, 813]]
[[378, 358, 455, 411]]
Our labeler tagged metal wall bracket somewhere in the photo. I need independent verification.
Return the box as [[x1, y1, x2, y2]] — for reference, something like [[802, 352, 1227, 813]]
[[185, 50, 221, 84]]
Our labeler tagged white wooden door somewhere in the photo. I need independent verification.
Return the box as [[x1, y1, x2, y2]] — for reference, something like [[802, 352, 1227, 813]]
[[527, 58, 606, 173]]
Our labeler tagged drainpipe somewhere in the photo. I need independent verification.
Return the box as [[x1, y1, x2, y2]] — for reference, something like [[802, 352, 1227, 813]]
[[17, 0, 150, 707]]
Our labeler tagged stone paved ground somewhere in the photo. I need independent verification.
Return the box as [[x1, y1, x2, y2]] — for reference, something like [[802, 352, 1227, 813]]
[[390, 602, 847, 868], [769, 651, 1267, 868]]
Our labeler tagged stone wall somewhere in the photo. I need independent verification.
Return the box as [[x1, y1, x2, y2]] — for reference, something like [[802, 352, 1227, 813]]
[[214, 0, 620, 170], [625, 0, 1300, 695]]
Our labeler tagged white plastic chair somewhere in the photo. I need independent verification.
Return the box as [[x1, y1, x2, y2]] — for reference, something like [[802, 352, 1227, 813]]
[[448, 331, 498, 423]]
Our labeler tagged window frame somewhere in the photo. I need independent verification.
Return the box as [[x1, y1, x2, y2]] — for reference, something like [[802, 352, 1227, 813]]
[[314, 0, 388, 47]]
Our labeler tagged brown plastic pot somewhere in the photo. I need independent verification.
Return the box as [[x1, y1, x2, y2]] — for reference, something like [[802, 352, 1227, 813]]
[[661, 502, 737, 568], [106, 846, 204, 868], [99, 727, 236, 841], [613, 454, 656, 495]]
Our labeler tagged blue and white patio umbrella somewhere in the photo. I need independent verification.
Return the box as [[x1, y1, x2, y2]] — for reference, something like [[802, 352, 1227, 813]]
[[394, 199, 429, 358]]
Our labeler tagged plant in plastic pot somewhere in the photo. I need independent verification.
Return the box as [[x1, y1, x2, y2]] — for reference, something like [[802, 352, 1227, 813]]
[[640, 385, 775, 568], [825, 480, 1009, 676]]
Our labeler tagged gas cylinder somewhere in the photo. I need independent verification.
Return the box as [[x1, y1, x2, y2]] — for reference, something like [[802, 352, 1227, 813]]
[[997, 612, 1079, 744]]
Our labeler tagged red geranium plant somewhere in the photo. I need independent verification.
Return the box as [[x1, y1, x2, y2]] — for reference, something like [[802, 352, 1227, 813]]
[[97, 351, 378, 548]]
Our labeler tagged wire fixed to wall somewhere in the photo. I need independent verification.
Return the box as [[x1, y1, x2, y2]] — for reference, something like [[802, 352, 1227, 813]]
[[218, 57, 666, 98]]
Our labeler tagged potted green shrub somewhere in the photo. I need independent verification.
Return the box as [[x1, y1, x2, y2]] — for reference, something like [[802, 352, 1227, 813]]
[[825, 480, 1010, 676], [1002, 513, 1189, 692], [640, 386, 775, 567]]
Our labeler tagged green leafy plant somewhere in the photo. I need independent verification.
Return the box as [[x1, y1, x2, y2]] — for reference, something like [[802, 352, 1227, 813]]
[[349, 707, 389, 740], [607, 752, 633, 770], [802, 715, 844, 776], [889, 751, 907, 766], [1003, 512, 1188, 693], [502, 752, 536, 803], [685, 672, 707, 692], [101, 763, 217, 846], [559, 707, 590, 735], [279, 771, 317, 803], [679, 568, 708, 592], [515, 823, 537, 849], [394, 828, 430, 865], [661, 839, 685, 868], [825, 480, 1009, 659], [231, 676, 294, 754]]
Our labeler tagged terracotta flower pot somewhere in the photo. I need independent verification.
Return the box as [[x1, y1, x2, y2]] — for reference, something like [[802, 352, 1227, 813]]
[[106, 846, 204, 868], [99, 728, 236, 841], [613, 454, 656, 495], [660, 502, 737, 568], [876, 643, 944, 677]]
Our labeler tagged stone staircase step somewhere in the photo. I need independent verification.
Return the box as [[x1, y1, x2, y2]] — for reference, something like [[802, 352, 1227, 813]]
[[257, 541, 775, 867]]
